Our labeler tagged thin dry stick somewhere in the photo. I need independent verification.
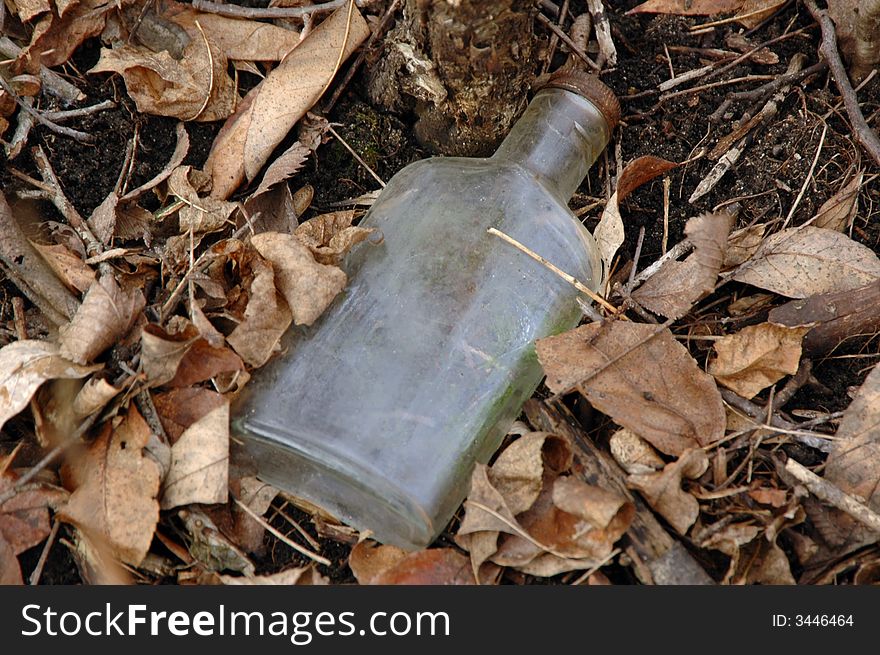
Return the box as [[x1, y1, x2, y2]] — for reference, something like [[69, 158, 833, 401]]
[[691, 3, 786, 30], [0, 75, 94, 143], [784, 458, 880, 534], [42, 100, 116, 122], [327, 124, 386, 188], [191, 0, 369, 19], [805, 0, 880, 166], [540, 0, 570, 75], [660, 74, 775, 101], [782, 122, 827, 228], [661, 176, 671, 255], [29, 520, 61, 585], [232, 496, 331, 566], [487, 227, 620, 315]]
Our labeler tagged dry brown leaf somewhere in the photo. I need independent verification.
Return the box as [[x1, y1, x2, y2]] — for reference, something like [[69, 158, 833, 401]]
[[294, 210, 377, 266], [14, 0, 51, 22], [708, 323, 810, 399], [627, 448, 709, 535], [734, 539, 795, 584], [58, 274, 145, 365], [230, 477, 279, 554], [226, 258, 293, 367], [161, 401, 229, 509], [594, 156, 677, 272], [632, 211, 733, 319], [0, 340, 98, 433], [724, 224, 766, 268], [19, 0, 108, 73], [368, 549, 476, 585], [748, 484, 788, 508], [31, 242, 96, 293], [490, 475, 633, 576], [220, 568, 323, 585], [699, 521, 760, 555], [153, 387, 227, 443], [820, 362, 880, 551], [253, 141, 311, 198], [487, 432, 572, 515], [348, 540, 409, 585], [0, 473, 66, 555], [609, 428, 665, 475], [732, 226, 880, 298], [166, 3, 301, 61], [205, 4, 370, 199], [167, 339, 245, 388], [72, 376, 119, 418], [59, 406, 161, 566], [457, 432, 632, 578], [627, 0, 743, 15], [242, 184, 300, 235], [140, 323, 200, 387], [89, 33, 237, 121], [250, 232, 347, 326], [169, 166, 238, 233], [537, 322, 725, 456], [734, 0, 787, 28], [810, 173, 862, 233], [0, 535, 22, 584]]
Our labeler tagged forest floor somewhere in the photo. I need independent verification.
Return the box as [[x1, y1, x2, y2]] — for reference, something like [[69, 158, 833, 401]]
[[2, 0, 880, 586]]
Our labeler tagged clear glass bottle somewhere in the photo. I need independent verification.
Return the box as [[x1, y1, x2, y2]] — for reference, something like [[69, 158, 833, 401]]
[[232, 69, 619, 549]]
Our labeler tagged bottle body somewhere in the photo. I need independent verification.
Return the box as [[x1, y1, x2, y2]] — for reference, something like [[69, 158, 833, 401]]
[[232, 88, 609, 549]]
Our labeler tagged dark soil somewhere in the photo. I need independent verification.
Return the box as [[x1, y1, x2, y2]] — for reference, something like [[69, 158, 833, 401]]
[[3, 0, 880, 584]]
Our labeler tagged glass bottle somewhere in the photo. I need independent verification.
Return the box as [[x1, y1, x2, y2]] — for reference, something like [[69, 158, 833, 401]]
[[232, 69, 619, 550]]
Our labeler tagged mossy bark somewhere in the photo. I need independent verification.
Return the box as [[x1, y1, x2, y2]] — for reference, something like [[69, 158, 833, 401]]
[[367, 0, 539, 156]]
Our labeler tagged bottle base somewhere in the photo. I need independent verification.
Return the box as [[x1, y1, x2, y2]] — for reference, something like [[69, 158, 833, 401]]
[[234, 419, 438, 551]]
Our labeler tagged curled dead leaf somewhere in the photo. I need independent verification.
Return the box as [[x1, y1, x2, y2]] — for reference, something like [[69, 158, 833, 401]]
[[58, 274, 145, 365], [708, 323, 810, 399], [368, 549, 476, 585], [294, 210, 377, 266], [810, 173, 862, 233], [348, 540, 412, 585], [0, 340, 99, 433], [250, 232, 347, 326], [627, 448, 709, 535]]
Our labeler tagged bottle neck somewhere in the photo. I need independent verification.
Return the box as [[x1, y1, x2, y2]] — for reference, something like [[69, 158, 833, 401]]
[[492, 88, 610, 201]]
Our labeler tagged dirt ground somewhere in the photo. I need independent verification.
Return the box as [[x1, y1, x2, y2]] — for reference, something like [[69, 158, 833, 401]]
[[3, 0, 880, 584]]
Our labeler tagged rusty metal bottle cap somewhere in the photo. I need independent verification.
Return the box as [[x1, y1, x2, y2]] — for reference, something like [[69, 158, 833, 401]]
[[539, 67, 620, 132]]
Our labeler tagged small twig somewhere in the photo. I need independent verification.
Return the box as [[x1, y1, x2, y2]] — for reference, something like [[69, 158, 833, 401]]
[[804, 0, 880, 167], [661, 176, 671, 255], [488, 227, 620, 315], [628, 238, 693, 289], [41, 100, 117, 122], [536, 13, 600, 72], [660, 74, 775, 101], [32, 146, 103, 256], [784, 457, 880, 534], [326, 124, 386, 188], [691, 3, 786, 30], [627, 226, 645, 291], [540, 0, 570, 75], [782, 122, 827, 229], [323, 0, 402, 113], [232, 496, 331, 566], [28, 520, 60, 586], [0, 75, 95, 144], [585, 0, 617, 67], [191, 0, 370, 19], [773, 359, 813, 408]]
